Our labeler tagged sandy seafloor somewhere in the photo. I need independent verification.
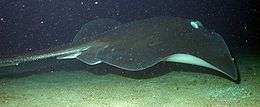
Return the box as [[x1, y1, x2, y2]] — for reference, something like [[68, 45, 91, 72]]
[[0, 53, 259, 107]]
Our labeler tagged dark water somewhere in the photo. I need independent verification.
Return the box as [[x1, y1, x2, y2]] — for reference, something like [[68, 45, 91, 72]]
[[0, 0, 258, 56]]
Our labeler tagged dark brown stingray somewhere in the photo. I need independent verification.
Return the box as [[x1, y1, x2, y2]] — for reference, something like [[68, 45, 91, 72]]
[[0, 16, 239, 81]]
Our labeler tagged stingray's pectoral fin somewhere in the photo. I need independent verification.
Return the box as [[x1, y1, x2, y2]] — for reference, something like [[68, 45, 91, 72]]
[[75, 44, 107, 65], [164, 54, 238, 81]]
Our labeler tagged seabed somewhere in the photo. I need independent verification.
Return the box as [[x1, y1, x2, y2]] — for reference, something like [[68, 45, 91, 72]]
[[0, 53, 259, 107]]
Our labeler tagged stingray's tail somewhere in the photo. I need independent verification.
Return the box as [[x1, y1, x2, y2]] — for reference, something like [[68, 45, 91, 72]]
[[0, 43, 93, 69], [0, 52, 57, 68], [0, 59, 20, 67]]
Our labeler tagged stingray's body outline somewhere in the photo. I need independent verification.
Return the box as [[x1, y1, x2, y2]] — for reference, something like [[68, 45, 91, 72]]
[[0, 16, 239, 81]]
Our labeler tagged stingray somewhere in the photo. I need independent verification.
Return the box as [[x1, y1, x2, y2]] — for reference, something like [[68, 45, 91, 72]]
[[0, 16, 239, 81]]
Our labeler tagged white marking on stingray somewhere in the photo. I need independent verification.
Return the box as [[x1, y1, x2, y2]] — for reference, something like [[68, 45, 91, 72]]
[[91, 60, 102, 65], [57, 52, 82, 59], [56, 46, 91, 60], [165, 53, 223, 72], [190, 21, 203, 29]]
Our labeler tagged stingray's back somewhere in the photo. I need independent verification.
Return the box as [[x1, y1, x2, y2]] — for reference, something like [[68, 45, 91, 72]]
[[83, 17, 237, 80]]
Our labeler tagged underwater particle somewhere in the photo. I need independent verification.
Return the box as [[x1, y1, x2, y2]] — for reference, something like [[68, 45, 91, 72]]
[[40, 21, 44, 24], [27, 48, 32, 51], [94, 1, 98, 5], [0, 17, 5, 23]]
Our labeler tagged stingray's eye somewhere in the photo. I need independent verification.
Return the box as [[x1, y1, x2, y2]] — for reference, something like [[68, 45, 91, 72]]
[[190, 21, 203, 29]]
